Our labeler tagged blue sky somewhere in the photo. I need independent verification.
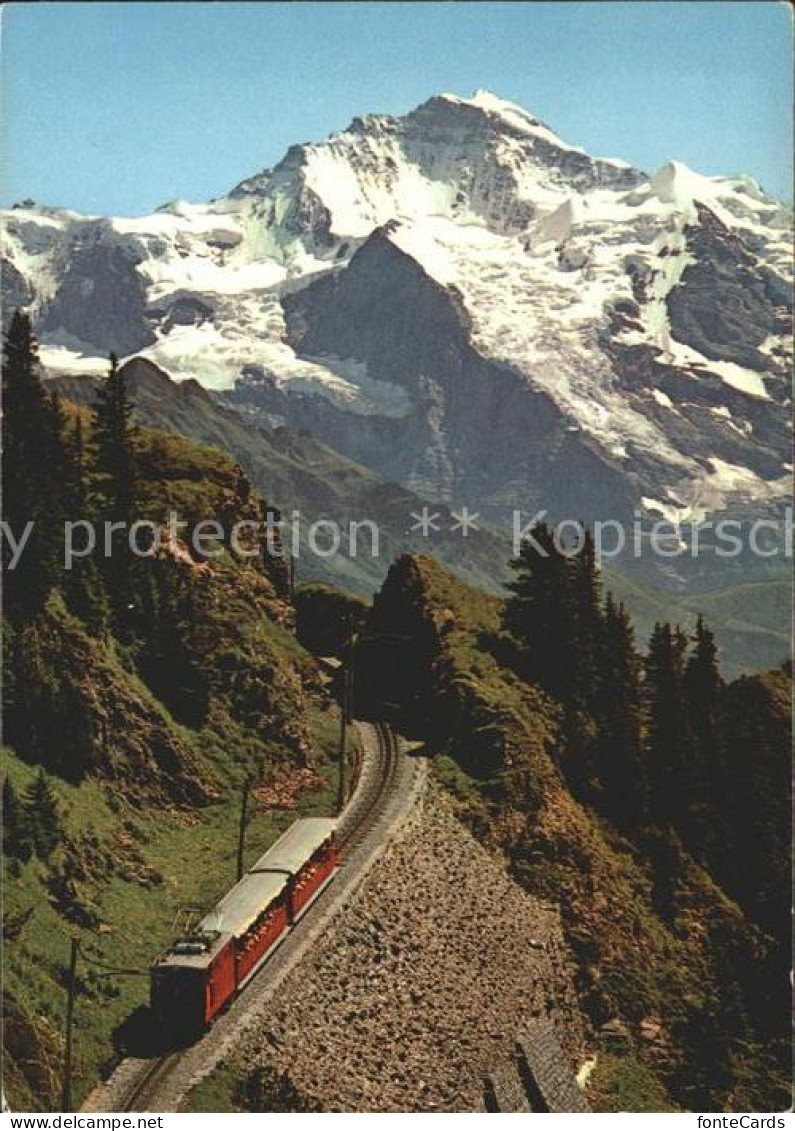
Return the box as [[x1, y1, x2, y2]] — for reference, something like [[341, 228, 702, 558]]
[[2, 1, 792, 215]]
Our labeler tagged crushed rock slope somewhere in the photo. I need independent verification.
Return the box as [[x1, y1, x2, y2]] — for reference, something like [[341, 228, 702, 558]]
[[234, 787, 587, 1112]]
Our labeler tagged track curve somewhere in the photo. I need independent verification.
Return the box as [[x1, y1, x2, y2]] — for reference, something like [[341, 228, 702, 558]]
[[84, 721, 422, 1114]]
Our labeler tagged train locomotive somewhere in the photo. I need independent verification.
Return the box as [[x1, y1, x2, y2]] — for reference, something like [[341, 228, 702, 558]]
[[150, 818, 338, 1033]]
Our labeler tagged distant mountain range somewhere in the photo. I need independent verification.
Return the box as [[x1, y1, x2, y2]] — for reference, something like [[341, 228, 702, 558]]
[[4, 89, 792, 594], [53, 360, 790, 679]]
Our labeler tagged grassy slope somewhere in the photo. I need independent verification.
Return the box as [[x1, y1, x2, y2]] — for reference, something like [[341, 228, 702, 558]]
[[2, 733, 340, 1111], [2, 416, 348, 1111]]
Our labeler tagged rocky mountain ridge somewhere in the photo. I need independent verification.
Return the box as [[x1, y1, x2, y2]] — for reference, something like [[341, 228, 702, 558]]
[[3, 90, 792, 579]]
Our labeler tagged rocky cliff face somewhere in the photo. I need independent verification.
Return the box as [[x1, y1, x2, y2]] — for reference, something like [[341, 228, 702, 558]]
[[269, 227, 643, 520], [3, 91, 791, 577]]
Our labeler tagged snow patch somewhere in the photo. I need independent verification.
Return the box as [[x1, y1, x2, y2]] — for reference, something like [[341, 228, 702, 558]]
[[136, 311, 411, 416], [649, 161, 711, 211], [40, 345, 109, 376], [387, 223, 457, 284], [661, 339, 770, 400], [532, 198, 581, 247]]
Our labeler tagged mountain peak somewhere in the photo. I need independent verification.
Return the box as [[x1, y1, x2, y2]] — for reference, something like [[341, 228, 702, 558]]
[[440, 87, 545, 126], [418, 88, 570, 145], [2, 89, 790, 541]]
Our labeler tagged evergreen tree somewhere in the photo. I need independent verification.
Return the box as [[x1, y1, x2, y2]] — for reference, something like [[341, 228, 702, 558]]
[[685, 616, 722, 751], [594, 594, 648, 827], [2, 312, 68, 617], [685, 616, 720, 701], [48, 390, 72, 495], [63, 414, 109, 633], [716, 669, 789, 940], [2, 779, 32, 861], [235, 466, 251, 504], [65, 413, 90, 514], [93, 353, 137, 524], [505, 524, 606, 714], [682, 616, 723, 851], [64, 542, 110, 634], [24, 768, 61, 859], [645, 621, 692, 825], [570, 528, 602, 713], [92, 354, 138, 623], [504, 523, 578, 702], [260, 502, 290, 599]]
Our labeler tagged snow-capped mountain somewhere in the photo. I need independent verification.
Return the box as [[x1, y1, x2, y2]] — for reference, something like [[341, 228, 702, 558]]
[[3, 90, 792, 553]]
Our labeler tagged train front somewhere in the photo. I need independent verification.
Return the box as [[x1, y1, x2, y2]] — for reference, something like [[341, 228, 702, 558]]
[[150, 930, 236, 1037]]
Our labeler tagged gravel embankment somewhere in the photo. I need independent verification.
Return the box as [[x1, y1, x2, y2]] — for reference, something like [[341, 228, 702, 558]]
[[235, 787, 586, 1112]]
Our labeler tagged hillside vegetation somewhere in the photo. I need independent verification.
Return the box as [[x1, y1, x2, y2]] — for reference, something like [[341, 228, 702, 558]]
[[2, 319, 344, 1109], [355, 551, 790, 1111], [3, 314, 790, 1113], [52, 358, 514, 598]]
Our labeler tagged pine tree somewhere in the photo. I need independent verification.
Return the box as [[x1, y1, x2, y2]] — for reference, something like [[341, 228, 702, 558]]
[[571, 528, 602, 713], [2, 312, 69, 617], [716, 670, 789, 941], [92, 354, 138, 623], [48, 390, 72, 495], [24, 768, 61, 859], [65, 413, 89, 514], [2, 779, 32, 861], [504, 523, 578, 702], [63, 413, 109, 633], [685, 616, 722, 743], [683, 616, 723, 852], [93, 353, 137, 523], [260, 502, 290, 599], [235, 467, 251, 504], [594, 594, 648, 827], [645, 621, 692, 825]]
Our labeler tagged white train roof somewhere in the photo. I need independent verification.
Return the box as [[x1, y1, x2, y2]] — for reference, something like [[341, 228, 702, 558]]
[[197, 870, 287, 940], [161, 817, 337, 955], [250, 817, 337, 877]]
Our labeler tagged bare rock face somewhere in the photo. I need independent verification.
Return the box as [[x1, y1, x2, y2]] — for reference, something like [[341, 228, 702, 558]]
[[234, 789, 587, 1112], [1, 257, 35, 328], [267, 228, 639, 525], [40, 221, 155, 355], [667, 204, 792, 374]]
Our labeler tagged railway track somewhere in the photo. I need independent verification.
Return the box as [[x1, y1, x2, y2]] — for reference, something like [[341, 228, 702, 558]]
[[102, 720, 410, 1114], [336, 721, 400, 856], [120, 1053, 182, 1114]]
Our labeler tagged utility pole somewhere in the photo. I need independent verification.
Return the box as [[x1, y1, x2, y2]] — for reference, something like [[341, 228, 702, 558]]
[[337, 665, 351, 814], [236, 777, 250, 881], [288, 553, 296, 601], [337, 613, 354, 814], [61, 936, 79, 1112]]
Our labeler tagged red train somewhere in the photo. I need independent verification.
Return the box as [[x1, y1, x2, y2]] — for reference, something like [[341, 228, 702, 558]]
[[150, 818, 338, 1033]]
